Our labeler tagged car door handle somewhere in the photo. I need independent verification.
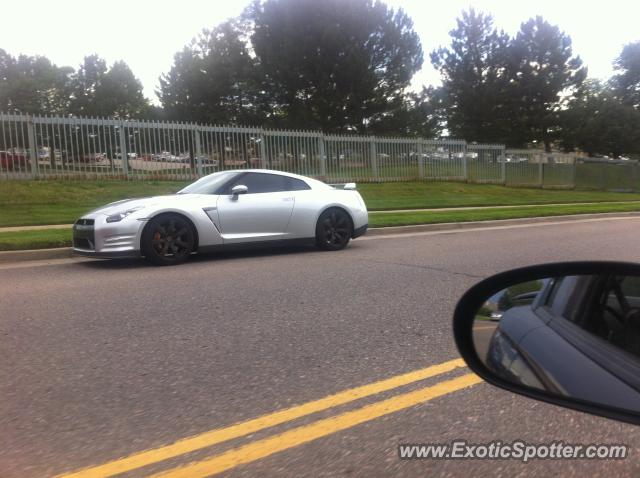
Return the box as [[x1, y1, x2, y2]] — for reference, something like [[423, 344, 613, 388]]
[[282, 197, 294, 202]]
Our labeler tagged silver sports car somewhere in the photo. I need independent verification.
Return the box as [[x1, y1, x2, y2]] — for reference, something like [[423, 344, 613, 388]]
[[72, 169, 369, 265]]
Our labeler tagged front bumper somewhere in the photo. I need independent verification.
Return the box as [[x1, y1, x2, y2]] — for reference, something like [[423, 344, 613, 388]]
[[73, 249, 141, 259], [72, 216, 143, 258]]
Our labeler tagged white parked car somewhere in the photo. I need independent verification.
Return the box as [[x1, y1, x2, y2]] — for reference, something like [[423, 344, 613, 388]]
[[73, 170, 369, 265]]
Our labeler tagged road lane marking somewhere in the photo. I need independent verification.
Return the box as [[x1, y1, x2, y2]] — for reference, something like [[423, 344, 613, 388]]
[[58, 358, 465, 478], [151, 373, 482, 478]]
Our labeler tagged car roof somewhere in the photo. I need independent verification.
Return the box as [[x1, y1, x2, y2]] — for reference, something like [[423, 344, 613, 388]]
[[219, 169, 332, 190]]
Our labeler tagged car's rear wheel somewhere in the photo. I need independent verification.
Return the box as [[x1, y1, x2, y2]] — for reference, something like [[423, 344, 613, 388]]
[[316, 208, 353, 251], [142, 214, 195, 266]]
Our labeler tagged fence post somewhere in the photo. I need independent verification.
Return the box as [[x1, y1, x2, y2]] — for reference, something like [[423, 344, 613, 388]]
[[118, 122, 128, 178], [26, 115, 38, 178], [538, 158, 544, 188], [500, 147, 506, 185], [417, 140, 424, 179], [572, 158, 577, 189], [317, 133, 326, 177], [463, 144, 469, 181], [193, 127, 203, 177], [259, 130, 268, 169], [369, 137, 378, 180]]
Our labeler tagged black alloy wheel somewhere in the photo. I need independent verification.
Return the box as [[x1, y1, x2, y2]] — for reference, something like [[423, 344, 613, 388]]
[[142, 214, 195, 265], [316, 208, 353, 251]]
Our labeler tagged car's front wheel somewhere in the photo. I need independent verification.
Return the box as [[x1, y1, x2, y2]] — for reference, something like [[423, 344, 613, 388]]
[[316, 208, 353, 251], [142, 214, 195, 266]]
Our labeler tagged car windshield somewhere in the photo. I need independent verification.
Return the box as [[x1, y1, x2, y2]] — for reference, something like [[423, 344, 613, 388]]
[[177, 171, 239, 195]]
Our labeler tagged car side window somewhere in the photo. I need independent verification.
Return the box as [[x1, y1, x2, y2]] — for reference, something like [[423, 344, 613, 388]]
[[287, 177, 311, 191], [544, 276, 584, 320], [229, 173, 289, 194]]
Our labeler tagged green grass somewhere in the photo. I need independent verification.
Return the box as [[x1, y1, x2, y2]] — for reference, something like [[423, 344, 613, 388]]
[[0, 229, 72, 251], [3, 201, 640, 251], [368, 202, 640, 227], [4, 179, 640, 228], [358, 181, 640, 211], [0, 180, 187, 227]]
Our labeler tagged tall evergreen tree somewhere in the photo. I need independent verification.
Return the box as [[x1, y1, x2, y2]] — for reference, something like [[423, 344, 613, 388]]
[[431, 9, 510, 143], [612, 41, 640, 109], [158, 20, 262, 124], [509, 16, 586, 150]]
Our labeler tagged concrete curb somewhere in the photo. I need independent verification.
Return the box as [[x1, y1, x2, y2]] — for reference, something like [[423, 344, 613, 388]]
[[0, 247, 75, 264], [0, 224, 72, 233], [365, 211, 640, 236], [2, 211, 640, 264]]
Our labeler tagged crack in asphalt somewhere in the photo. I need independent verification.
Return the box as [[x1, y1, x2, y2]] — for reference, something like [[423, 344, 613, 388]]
[[367, 259, 484, 279]]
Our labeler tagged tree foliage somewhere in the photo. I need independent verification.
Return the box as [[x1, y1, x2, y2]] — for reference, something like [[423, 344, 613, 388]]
[[0, 50, 149, 118], [1, 3, 640, 155], [246, 0, 423, 133], [158, 20, 261, 124], [159, 0, 425, 134], [431, 9, 510, 143], [432, 11, 586, 149], [560, 81, 640, 157], [508, 16, 586, 150], [69, 55, 149, 118], [0, 49, 74, 114], [612, 41, 640, 109]]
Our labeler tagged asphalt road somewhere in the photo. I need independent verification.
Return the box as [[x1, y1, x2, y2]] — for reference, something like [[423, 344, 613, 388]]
[[3, 216, 640, 477]]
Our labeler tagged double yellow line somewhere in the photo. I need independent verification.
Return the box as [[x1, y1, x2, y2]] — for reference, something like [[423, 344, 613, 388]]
[[58, 359, 481, 478]]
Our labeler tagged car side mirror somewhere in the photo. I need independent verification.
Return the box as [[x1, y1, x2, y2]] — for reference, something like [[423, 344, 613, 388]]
[[231, 184, 248, 198], [453, 261, 640, 425]]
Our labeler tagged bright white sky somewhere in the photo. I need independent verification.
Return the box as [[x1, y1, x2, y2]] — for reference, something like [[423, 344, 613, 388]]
[[1, 0, 638, 103]]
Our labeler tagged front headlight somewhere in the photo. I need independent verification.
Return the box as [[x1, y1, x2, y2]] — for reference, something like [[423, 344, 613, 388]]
[[106, 206, 145, 223]]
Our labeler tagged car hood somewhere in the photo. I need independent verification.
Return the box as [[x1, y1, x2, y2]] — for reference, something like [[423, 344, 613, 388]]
[[87, 195, 183, 216]]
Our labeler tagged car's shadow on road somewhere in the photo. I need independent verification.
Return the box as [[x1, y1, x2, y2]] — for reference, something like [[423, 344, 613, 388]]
[[76, 242, 366, 270]]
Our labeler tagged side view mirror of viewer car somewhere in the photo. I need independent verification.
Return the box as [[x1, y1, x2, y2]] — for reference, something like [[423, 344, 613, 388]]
[[453, 261, 640, 425]]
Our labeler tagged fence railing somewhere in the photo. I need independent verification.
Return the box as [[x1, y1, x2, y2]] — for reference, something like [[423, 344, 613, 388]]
[[0, 112, 491, 182], [1, 112, 637, 192]]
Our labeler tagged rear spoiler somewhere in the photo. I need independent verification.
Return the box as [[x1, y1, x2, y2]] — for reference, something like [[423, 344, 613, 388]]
[[328, 182, 357, 190]]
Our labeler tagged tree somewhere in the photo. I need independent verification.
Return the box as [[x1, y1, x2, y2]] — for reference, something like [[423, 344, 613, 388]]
[[93, 61, 150, 118], [0, 49, 74, 114], [247, 0, 423, 133], [431, 9, 511, 143], [509, 16, 586, 151], [497, 280, 544, 311], [158, 20, 262, 124], [367, 86, 443, 137], [560, 80, 640, 157], [70, 55, 149, 118], [612, 41, 640, 109]]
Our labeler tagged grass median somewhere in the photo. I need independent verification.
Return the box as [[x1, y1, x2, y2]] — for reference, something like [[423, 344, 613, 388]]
[[3, 201, 640, 251], [368, 201, 640, 227], [4, 180, 640, 228], [0, 229, 72, 251]]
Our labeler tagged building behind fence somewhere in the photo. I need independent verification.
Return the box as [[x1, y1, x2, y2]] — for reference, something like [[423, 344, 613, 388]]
[[0, 112, 637, 191]]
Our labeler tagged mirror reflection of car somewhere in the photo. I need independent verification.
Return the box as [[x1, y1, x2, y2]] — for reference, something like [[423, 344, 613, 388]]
[[485, 274, 640, 412], [454, 262, 640, 425]]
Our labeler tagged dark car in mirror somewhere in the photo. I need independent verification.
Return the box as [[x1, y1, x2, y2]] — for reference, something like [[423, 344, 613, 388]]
[[454, 261, 640, 425]]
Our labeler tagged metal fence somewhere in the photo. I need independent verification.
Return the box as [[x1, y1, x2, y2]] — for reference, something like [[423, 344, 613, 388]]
[[1, 112, 637, 191], [0, 112, 481, 182]]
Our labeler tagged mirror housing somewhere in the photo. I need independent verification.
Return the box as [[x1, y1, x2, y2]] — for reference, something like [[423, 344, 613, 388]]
[[231, 184, 248, 198], [453, 261, 640, 426], [344, 182, 357, 190]]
